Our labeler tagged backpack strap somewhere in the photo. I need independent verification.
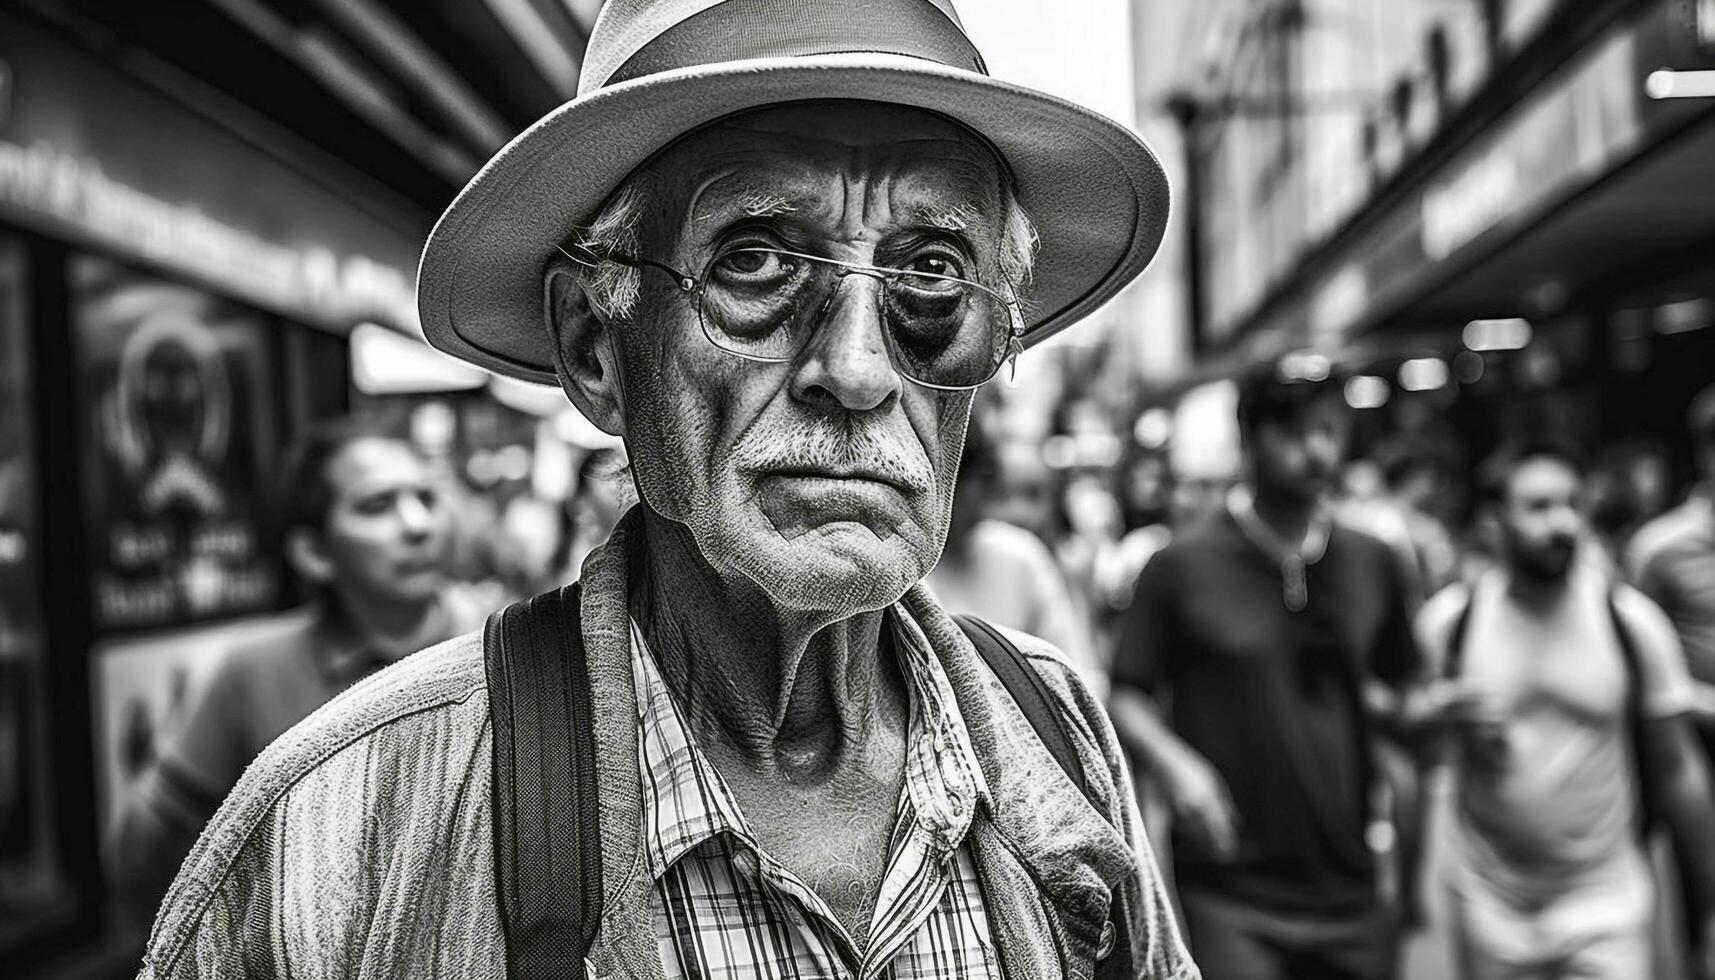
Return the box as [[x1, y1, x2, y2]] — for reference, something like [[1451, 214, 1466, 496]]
[[1444, 584, 1476, 679], [953, 614, 1132, 978], [1607, 591, 1658, 838], [484, 584, 600, 980], [955, 614, 1090, 797]]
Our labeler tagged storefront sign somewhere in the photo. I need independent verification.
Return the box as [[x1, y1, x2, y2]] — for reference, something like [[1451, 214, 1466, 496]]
[[0, 140, 418, 331], [1421, 152, 1522, 260], [0, 14, 428, 337], [1222, 0, 1715, 347]]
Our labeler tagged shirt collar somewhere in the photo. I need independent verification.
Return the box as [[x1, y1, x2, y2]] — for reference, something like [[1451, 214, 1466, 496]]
[[631, 605, 992, 880], [1226, 484, 1331, 565]]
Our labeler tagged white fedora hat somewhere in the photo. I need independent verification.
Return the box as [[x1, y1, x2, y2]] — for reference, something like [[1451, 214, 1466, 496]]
[[417, 0, 1171, 385]]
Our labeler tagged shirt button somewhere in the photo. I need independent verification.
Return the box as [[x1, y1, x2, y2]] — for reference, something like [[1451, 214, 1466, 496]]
[[1096, 920, 1116, 961]]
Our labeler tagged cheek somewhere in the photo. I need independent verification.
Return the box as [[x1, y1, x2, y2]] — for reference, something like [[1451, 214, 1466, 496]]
[[622, 340, 756, 513], [325, 518, 396, 560]]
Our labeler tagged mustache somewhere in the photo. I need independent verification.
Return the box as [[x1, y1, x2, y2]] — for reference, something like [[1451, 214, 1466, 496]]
[[731, 414, 937, 494]]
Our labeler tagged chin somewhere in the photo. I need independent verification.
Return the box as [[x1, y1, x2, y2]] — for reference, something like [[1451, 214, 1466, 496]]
[[700, 509, 937, 616]]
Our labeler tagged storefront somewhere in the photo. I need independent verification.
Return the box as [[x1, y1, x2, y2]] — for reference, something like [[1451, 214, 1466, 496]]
[[0, 11, 432, 966], [1198, 0, 1715, 490]]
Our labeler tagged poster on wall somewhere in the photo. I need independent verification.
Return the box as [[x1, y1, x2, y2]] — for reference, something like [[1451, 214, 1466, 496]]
[[73, 254, 281, 634]]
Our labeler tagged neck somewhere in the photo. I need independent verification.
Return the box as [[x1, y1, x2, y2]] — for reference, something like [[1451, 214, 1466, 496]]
[[327, 586, 440, 659], [630, 507, 901, 783], [1504, 564, 1573, 607], [1248, 481, 1317, 548]]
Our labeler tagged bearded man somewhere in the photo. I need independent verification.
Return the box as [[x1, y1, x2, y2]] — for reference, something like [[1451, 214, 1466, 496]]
[[134, 1, 1197, 978], [1418, 441, 1715, 980]]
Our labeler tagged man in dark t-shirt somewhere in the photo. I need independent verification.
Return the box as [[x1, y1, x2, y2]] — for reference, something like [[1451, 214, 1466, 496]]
[[1110, 362, 1428, 980]]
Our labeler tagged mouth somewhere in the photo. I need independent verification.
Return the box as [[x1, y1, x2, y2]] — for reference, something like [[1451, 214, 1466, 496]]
[[762, 467, 913, 493]]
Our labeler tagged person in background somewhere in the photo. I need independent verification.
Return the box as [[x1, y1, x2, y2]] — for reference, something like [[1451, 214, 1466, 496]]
[[1097, 449, 1177, 619], [927, 421, 1101, 694], [1590, 438, 1673, 570], [552, 446, 636, 584], [1341, 437, 1461, 610], [1417, 439, 1715, 980], [1627, 387, 1715, 747], [1109, 361, 1432, 980], [110, 416, 492, 923]]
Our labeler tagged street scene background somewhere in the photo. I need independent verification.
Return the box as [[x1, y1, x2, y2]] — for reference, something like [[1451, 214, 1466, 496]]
[[4, 0, 1715, 977]]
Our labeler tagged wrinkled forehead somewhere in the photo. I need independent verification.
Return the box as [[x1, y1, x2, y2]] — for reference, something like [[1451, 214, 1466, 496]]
[[638, 102, 1010, 234]]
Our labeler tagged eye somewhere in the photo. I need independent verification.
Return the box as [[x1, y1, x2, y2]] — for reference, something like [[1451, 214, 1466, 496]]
[[711, 246, 798, 282], [902, 251, 965, 280], [353, 494, 392, 516]]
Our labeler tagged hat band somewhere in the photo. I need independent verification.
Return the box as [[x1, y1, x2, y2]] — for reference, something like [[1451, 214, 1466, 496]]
[[604, 0, 986, 87]]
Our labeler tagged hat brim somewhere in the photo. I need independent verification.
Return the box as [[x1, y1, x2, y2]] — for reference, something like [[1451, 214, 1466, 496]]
[[417, 52, 1171, 385]]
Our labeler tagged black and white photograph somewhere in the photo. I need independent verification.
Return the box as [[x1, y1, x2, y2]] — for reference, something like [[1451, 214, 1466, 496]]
[[4, 1, 1715, 979]]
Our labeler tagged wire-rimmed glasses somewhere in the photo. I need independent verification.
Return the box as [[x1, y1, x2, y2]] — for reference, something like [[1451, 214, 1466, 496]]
[[557, 242, 1024, 391]]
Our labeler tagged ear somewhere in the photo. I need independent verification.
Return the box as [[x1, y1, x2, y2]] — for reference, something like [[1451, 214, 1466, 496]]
[[544, 263, 626, 437], [285, 526, 336, 585]]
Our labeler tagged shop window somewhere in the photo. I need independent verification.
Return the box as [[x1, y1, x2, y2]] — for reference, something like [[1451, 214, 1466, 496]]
[[0, 235, 71, 946]]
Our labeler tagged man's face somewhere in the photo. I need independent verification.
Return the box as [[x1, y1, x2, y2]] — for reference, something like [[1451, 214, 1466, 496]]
[[605, 103, 1009, 614], [1498, 456, 1585, 582], [1247, 394, 1352, 504], [141, 341, 205, 449], [315, 438, 451, 605]]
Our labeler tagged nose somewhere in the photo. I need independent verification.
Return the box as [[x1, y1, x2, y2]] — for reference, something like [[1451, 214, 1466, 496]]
[[396, 492, 435, 542], [789, 273, 902, 413], [1305, 430, 1344, 470]]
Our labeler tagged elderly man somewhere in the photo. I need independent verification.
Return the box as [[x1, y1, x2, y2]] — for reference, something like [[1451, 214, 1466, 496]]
[[135, 2, 1194, 978]]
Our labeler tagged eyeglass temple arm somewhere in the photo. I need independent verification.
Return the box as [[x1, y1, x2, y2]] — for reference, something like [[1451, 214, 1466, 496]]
[[555, 241, 697, 292]]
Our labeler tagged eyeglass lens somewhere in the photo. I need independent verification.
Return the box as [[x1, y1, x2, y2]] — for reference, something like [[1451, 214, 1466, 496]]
[[696, 247, 1014, 389]]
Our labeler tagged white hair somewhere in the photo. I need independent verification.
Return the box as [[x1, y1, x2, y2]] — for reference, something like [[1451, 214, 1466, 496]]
[[567, 173, 1038, 325]]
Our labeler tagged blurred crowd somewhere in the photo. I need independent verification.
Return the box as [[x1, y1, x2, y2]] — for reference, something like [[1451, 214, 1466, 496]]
[[103, 360, 1715, 980]]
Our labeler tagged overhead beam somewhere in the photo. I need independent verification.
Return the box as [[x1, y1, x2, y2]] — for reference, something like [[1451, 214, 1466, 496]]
[[203, 0, 479, 184], [310, 0, 515, 153], [561, 0, 604, 36], [483, 0, 583, 99]]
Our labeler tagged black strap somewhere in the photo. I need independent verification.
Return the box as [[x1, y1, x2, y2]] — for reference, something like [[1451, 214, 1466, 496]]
[[955, 614, 1090, 798], [1608, 594, 1659, 837], [1445, 585, 1475, 680], [954, 614, 1133, 979], [484, 584, 600, 980]]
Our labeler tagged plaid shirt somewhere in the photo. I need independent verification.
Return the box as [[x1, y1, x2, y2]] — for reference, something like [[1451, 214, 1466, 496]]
[[631, 613, 1004, 980]]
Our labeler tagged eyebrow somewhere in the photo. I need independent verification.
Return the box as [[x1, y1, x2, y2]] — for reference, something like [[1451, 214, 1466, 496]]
[[740, 190, 800, 218], [911, 201, 989, 237], [701, 188, 990, 235]]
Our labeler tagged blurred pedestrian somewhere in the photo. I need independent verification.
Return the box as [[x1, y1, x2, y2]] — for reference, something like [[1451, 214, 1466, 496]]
[[1341, 437, 1461, 610], [551, 446, 635, 584], [110, 416, 491, 922], [1416, 439, 1715, 980], [1590, 438, 1672, 571], [1109, 362, 1430, 980], [1098, 449, 1176, 616], [927, 421, 1100, 694], [1627, 385, 1715, 743]]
